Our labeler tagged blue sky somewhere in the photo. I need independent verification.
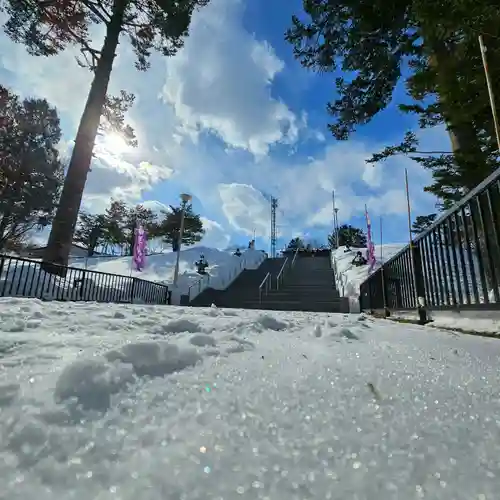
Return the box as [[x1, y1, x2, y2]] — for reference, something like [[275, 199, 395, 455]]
[[0, 0, 449, 252]]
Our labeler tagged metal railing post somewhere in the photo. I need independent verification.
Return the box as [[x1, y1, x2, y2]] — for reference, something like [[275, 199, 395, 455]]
[[276, 257, 289, 290], [259, 272, 271, 304]]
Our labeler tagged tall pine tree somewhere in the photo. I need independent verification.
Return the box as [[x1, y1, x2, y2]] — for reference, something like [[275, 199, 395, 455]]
[[2, 0, 210, 273]]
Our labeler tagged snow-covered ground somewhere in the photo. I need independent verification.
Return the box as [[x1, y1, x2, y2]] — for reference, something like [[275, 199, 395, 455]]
[[0, 247, 266, 305], [1, 297, 500, 499]]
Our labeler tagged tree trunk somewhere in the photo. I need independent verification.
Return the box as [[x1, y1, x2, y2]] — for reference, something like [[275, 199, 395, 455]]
[[428, 50, 487, 171], [42, 0, 128, 275]]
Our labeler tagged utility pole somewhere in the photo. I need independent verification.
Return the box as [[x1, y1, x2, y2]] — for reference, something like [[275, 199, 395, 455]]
[[270, 197, 278, 258]]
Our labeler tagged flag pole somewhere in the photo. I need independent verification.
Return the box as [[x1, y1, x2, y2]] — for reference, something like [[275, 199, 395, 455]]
[[405, 168, 418, 307], [364, 203, 370, 256], [479, 35, 500, 151], [130, 225, 136, 277]]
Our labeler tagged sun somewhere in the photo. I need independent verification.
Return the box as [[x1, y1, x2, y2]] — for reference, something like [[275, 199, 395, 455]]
[[99, 132, 130, 155]]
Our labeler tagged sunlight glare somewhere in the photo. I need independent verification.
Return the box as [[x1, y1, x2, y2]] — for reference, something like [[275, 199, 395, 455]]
[[100, 132, 129, 156]]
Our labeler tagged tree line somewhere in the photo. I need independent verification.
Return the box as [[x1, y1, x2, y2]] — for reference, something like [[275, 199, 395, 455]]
[[287, 225, 368, 251], [74, 200, 204, 257]]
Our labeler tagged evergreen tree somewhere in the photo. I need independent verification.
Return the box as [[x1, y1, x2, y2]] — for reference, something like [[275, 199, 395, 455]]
[[327, 232, 337, 249], [103, 200, 128, 253], [0, 85, 63, 251], [337, 224, 367, 248], [2, 0, 210, 270], [74, 212, 106, 256], [287, 237, 304, 250], [411, 213, 437, 234], [124, 204, 158, 255], [158, 204, 204, 250]]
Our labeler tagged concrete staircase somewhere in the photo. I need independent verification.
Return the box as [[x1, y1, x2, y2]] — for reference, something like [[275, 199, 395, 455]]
[[189, 257, 286, 307], [190, 254, 349, 313]]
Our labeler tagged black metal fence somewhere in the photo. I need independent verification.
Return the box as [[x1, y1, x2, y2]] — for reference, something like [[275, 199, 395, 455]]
[[0, 255, 171, 305], [360, 166, 500, 314]]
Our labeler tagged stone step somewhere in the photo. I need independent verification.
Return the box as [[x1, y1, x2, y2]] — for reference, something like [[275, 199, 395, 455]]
[[220, 298, 347, 307], [217, 300, 348, 313], [266, 293, 341, 300], [278, 281, 335, 286], [270, 286, 339, 292]]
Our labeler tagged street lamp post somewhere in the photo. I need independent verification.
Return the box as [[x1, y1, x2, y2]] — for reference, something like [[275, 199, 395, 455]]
[[173, 193, 192, 288]]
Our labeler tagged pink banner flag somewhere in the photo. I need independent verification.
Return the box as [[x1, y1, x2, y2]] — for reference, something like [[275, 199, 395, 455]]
[[133, 225, 147, 271], [365, 206, 376, 272]]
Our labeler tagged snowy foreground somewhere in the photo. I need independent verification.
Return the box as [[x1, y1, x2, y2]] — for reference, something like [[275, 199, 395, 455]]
[[1, 299, 500, 499]]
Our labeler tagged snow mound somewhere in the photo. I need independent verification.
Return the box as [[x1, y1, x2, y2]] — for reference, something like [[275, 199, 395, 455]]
[[54, 341, 202, 411], [332, 244, 405, 311]]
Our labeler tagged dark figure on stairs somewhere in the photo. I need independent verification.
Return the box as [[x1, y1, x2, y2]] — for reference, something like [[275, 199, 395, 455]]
[[351, 251, 367, 267], [195, 254, 209, 274]]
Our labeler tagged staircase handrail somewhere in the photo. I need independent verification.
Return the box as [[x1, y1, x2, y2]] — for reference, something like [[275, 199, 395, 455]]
[[291, 247, 299, 267], [259, 272, 271, 303], [188, 273, 210, 300], [275, 257, 289, 290]]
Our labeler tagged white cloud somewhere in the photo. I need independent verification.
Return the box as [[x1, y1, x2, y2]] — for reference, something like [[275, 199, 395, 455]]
[[140, 200, 171, 215], [218, 183, 270, 237], [84, 159, 172, 212], [265, 140, 437, 228], [161, 0, 300, 157], [56, 140, 174, 213], [200, 218, 231, 249]]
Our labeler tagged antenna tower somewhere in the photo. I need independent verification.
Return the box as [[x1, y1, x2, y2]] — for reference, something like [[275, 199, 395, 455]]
[[270, 197, 278, 258]]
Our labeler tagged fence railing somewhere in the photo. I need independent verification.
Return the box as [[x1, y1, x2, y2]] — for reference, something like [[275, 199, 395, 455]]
[[360, 166, 500, 316], [0, 255, 171, 305], [291, 247, 300, 267]]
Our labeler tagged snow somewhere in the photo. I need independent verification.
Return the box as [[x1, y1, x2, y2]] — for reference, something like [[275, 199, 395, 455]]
[[0, 247, 266, 305], [395, 310, 500, 335], [331, 245, 405, 312], [1, 298, 500, 499]]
